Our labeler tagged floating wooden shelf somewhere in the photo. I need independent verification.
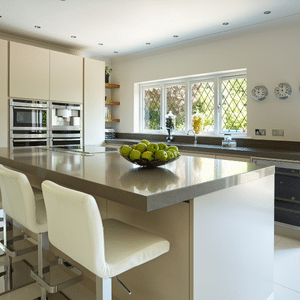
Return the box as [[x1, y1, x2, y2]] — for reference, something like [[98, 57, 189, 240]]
[[105, 119, 120, 123], [105, 101, 120, 105], [105, 83, 120, 89]]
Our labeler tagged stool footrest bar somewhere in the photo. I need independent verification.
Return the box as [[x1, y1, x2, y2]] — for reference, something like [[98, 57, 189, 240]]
[[31, 263, 83, 293], [0, 241, 38, 257]]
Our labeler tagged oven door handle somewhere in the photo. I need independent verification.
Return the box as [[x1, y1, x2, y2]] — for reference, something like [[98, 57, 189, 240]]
[[13, 106, 47, 111], [52, 138, 80, 141], [14, 139, 48, 142]]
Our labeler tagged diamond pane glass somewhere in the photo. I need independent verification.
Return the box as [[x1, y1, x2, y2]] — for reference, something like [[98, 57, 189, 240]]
[[191, 82, 214, 132], [221, 78, 247, 132], [143, 87, 161, 130], [166, 85, 185, 131]]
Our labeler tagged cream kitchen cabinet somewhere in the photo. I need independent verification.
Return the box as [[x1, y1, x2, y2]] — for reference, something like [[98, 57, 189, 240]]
[[9, 42, 50, 100], [83, 58, 105, 145], [0, 39, 8, 147], [50, 50, 83, 103]]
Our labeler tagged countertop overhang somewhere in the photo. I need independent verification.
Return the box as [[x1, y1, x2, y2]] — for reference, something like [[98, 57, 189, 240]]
[[0, 147, 274, 211]]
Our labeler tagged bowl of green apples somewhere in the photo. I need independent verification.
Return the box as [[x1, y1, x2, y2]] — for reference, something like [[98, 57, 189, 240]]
[[119, 140, 181, 168]]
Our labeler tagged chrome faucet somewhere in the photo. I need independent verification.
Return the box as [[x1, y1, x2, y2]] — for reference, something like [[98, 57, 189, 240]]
[[187, 130, 197, 145]]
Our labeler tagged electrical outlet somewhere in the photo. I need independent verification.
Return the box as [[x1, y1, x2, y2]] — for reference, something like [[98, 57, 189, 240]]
[[272, 129, 284, 136], [255, 129, 266, 136]]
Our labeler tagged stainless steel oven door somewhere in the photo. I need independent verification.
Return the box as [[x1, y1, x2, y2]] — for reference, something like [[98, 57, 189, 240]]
[[51, 138, 82, 147], [10, 106, 49, 130], [11, 138, 48, 148]]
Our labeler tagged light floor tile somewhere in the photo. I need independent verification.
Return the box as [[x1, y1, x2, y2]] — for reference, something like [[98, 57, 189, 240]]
[[274, 236, 300, 293], [274, 234, 284, 245], [0, 282, 41, 300], [274, 284, 300, 300]]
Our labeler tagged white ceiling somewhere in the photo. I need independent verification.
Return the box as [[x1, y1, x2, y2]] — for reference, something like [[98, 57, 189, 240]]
[[1, 0, 300, 58]]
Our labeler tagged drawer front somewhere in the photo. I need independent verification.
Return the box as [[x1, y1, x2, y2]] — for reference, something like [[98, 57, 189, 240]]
[[275, 174, 300, 202], [275, 208, 300, 227]]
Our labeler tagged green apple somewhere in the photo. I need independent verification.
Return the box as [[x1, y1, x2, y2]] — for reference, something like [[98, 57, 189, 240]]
[[168, 149, 178, 158], [168, 145, 179, 152], [158, 143, 167, 150], [131, 144, 138, 149], [166, 150, 175, 160], [130, 149, 141, 160], [136, 143, 147, 153], [147, 143, 159, 153], [140, 139, 150, 146], [155, 150, 167, 161], [120, 145, 132, 157], [141, 151, 154, 161]]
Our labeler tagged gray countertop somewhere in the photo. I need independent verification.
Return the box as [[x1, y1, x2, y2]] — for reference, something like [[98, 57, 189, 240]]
[[0, 147, 274, 212], [106, 138, 300, 161]]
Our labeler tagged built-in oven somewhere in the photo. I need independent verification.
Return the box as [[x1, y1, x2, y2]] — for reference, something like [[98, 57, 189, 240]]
[[252, 157, 300, 227], [10, 99, 50, 148], [50, 102, 82, 131], [10, 130, 49, 148], [50, 130, 82, 147], [10, 99, 49, 130], [49, 102, 82, 148]]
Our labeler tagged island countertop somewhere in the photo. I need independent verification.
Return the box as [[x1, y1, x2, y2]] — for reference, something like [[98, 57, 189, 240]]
[[0, 147, 274, 211]]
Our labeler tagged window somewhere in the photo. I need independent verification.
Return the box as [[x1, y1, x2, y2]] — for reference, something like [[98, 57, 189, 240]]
[[140, 70, 247, 135]]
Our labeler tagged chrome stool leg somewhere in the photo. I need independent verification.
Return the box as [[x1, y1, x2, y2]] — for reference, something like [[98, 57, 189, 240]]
[[96, 277, 112, 300], [38, 232, 49, 300], [3, 212, 13, 291]]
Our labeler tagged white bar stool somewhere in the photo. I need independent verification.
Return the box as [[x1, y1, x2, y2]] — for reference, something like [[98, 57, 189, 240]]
[[0, 164, 48, 297], [39, 180, 170, 300]]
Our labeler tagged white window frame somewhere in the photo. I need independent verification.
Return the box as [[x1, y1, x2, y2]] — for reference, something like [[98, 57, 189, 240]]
[[139, 69, 247, 136]]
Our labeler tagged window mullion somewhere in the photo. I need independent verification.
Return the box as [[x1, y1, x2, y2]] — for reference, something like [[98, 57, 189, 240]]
[[214, 77, 220, 134], [186, 79, 191, 133], [161, 84, 166, 131]]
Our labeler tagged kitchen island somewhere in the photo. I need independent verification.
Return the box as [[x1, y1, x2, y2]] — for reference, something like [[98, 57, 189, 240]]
[[0, 147, 275, 300]]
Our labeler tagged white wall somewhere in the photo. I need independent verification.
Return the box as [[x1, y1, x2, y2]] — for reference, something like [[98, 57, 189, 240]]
[[111, 20, 300, 142]]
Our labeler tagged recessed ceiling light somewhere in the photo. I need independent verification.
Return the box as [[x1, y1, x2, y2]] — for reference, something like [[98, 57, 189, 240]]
[[146, 43, 151, 45], [173, 35, 179, 38], [222, 22, 229, 25], [264, 11, 271, 14], [114, 51, 118, 53], [71, 36, 76, 38], [98, 43, 103, 45], [34, 25, 41, 29]]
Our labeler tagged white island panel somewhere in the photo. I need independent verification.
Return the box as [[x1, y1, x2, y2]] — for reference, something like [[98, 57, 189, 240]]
[[193, 174, 274, 300]]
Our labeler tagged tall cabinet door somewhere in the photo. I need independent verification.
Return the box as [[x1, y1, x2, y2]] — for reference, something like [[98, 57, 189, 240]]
[[50, 51, 83, 103], [9, 42, 50, 100], [83, 58, 105, 145], [0, 39, 8, 147]]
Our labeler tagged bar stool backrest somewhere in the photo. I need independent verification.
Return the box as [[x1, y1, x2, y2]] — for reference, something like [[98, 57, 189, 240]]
[[0, 164, 41, 233], [42, 180, 106, 277]]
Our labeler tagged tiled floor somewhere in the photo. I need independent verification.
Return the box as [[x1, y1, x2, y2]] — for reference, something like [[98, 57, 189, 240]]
[[1, 234, 300, 299]]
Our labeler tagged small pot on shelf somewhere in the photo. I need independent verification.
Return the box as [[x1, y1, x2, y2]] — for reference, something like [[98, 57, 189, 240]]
[[105, 74, 110, 83]]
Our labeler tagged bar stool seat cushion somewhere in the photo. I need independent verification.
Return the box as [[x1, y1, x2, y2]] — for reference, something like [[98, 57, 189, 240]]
[[0, 165, 47, 234], [102, 219, 170, 278]]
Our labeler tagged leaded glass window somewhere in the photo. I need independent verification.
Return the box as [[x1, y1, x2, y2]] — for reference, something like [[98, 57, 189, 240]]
[[191, 82, 214, 132], [143, 87, 161, 130], [140, 70, 247, 135], [221, 78, 247, 132], [166, 84, 185, 131]]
